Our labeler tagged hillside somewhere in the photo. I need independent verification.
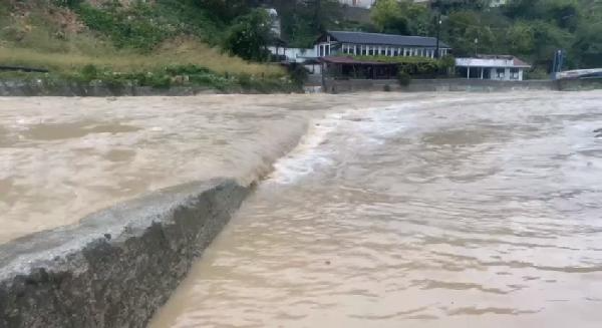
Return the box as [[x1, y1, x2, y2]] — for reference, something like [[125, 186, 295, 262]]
[[0, 0, 291, 91]]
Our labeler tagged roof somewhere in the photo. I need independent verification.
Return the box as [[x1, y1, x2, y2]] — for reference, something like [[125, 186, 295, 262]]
[[455, 55, 531, 68], [557, 68, 602, 80], [327, 30, 451, 48]]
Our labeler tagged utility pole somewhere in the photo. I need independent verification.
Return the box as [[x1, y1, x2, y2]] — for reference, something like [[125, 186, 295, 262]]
[[551, 49, 565, 80], [310, 0, 323, 33], [435, 13, 442, 58]]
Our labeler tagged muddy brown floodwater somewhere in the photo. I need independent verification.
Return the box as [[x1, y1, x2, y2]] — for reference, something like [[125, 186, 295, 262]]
[[0, 94, 328, 243], [2, 92, 602, 327], [150, 91, 602, 328]]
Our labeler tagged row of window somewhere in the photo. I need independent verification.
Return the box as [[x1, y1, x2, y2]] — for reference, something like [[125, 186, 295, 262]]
[[339, 43, 448, 58]]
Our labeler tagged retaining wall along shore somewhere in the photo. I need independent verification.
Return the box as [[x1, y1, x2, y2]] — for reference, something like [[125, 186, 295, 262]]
[[0, 179, 249, 328], [323, 78, 602, 93]]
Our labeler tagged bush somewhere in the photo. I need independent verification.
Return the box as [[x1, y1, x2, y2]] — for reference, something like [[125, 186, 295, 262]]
[[524, 68, 549, 80], [288, 63, 308, 87], [53, 0, 84, 8], [80, 64, 99, 80], [355, 55, 452, 77], [397, 71, 411, 86]]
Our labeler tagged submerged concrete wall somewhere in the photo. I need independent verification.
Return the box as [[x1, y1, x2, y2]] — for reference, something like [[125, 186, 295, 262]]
[[324, 78, 560, 93], [0, 179, 249, 328], [0, 80, 220, 97], [323, 77, 602, 93], [0, 80, 296, 97]]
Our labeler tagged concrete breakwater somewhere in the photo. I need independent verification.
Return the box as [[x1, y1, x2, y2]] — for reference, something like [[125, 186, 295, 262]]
[[322, 77, 602, 93], [0, 80, 295, 97], [0, 94, 333, 327], [0, 179, 248, 328]]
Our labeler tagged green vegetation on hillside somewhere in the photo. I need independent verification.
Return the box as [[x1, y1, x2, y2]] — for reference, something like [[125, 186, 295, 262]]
[[0, 0, 295, 91], [369, 0, 602, 72]]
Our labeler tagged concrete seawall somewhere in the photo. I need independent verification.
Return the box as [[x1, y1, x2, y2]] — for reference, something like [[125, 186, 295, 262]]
[[0, 80, 295, 97], [0, 179, 249, 328], [323, 78, 602, 93]]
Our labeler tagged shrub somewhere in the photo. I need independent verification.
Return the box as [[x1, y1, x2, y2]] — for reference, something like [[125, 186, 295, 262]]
[[397, 71, 411, 86], [288, 63, 308, 87], [80, 64, 99, 80], [53, 0, 84, 8], [525, 68, 549, 80]]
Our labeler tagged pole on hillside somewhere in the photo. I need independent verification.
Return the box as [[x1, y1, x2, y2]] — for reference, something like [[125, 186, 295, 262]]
[[435, 13, 442, 58]]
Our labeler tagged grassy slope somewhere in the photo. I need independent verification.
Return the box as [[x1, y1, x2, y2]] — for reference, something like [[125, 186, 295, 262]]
[[0, 1, 288, 90]]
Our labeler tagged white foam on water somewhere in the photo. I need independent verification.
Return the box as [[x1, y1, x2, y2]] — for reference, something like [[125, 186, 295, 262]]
[[268, 111, 344, 184], [268, 103, 417, 185]]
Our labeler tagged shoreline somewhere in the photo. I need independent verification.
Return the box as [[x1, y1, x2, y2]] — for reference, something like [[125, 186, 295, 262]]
[[1, 78, 600, 96]]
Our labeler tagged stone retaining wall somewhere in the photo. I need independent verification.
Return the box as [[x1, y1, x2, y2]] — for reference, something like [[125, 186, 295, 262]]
[[0, 80, 218, 97], [323, 78, 560, 93], [323, 78, 602, 93], [0, 179, 249, 328]]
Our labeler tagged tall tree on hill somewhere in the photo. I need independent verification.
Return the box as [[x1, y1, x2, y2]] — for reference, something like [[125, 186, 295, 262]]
[[223, 8, 273, 61], [194, 0, 251, 22], [371, 0, 431, 35]]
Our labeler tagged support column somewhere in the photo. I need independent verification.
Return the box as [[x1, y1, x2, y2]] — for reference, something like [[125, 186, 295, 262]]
[[467, 67, 470, 79], [480, 67, 484, 79]]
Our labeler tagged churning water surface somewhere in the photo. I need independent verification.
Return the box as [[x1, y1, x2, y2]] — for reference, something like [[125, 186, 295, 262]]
[[150, 91, 602, 328]]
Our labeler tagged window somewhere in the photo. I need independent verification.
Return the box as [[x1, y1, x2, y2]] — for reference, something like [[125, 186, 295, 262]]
[[496, 68, 505, 78], [510, 68, 519, 79]]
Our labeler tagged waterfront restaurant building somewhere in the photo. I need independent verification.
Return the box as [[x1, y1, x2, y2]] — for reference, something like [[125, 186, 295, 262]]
[[455, 55, 531, 81], [315, 31, 451, 59]]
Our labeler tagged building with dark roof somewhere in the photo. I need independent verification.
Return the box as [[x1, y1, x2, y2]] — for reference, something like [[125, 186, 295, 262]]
[[315, 31, 451, 59]]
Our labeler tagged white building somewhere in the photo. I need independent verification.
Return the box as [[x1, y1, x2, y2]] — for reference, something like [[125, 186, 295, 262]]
[[455, 55, 531, 81], [354, 0, 507, 8], [315, 30, 451, 59], [338, 0, 376, 8], [267, 47, 317, 63], [489, 0, 508, 7]]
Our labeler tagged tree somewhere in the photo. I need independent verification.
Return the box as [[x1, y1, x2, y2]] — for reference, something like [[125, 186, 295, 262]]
[[194, 0, 251, 22], [371, 0, 406, 33], [223, 9, 272, 61], [270, 0, 343, 48], [371, 0, 431, 35], [571, 20, 602, 67], [443, 10, 496, 56], [506, 21, 535, 55]]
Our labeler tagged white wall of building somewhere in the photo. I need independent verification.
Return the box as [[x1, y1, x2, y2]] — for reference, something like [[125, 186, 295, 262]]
[[456, 57, 528, 81], [268, 47, 317, 63], [338, 0, 376, 8]]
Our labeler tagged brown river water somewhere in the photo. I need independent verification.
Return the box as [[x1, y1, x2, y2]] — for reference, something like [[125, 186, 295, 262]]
[[2, 92, 602, 327]]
